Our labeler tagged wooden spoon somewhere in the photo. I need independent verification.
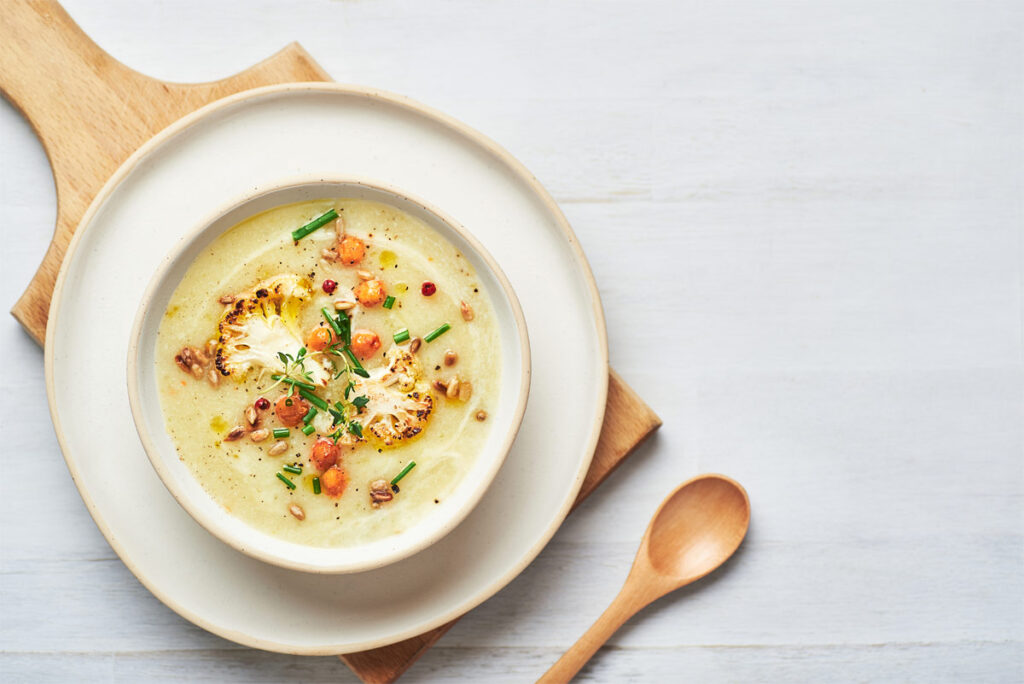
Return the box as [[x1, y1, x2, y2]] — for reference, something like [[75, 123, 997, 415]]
[[537, 473, 751, 683]]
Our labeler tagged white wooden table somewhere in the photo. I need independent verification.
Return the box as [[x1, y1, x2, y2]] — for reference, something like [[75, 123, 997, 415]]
[[2, 1, 1021, 681]]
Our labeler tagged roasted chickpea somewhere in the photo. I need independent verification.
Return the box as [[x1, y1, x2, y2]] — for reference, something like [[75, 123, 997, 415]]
[[350, 329, 382, 360], [354, 279, 386, 307], [321, 465, 349, 498], [309, 437, 340, 472], [305, 325, 336, 352], [337, 234, 366, 266], [274, 394, 309, 427]]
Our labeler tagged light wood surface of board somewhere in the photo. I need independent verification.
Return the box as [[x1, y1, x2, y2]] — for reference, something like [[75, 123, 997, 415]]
[[0, 0, 329, 344], [1, 0, 1021, 682]]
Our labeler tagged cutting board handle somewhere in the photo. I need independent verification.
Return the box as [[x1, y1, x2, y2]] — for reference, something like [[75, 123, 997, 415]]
[[0, 0, 330, 344]]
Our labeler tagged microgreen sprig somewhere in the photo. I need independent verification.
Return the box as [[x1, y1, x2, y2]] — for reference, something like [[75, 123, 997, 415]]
[[262, 347, 315, 394]]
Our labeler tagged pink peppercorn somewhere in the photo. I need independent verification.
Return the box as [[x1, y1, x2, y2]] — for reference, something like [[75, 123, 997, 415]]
[[322, 279, 338, 294], [255, 397, 270, 411], [421, 281, 436, 296]]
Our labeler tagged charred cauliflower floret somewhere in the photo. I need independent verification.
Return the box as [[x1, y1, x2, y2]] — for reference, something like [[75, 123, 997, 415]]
[[357, 378, 434, 446], [344, 343, 432, 445], [382, 344, 423, 392], [214, 274, 332, 385]]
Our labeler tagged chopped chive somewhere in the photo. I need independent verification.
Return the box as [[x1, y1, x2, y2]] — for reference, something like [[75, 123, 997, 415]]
[[276, 473, 297, 489], [313, 476, 321, 495], [336, 312, 352, 346], [298, 387, 329, 410], [291, 208, 338, 241], [321, 306, 343, 338], [382, 296, 395, 309], [283, 464, 303, 474], [302, 406, 318, 424], [343, 347, 370, 378], [424, 323, 450, 343], [271, 374, 316, 391], [393, 328, 410, 344], [272, 428, 290, 439], [391, 461, 417, 485], [301, 424, 316, 436]]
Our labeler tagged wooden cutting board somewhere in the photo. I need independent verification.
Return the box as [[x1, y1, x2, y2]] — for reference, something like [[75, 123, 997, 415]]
[[0, 2, 661, 681]]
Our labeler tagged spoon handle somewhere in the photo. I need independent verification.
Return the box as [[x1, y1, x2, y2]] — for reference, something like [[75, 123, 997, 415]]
[[536, 588, 641, 683]]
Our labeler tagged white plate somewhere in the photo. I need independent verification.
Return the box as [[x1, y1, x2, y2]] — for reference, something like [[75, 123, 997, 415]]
[[45, 83, 608, 654]]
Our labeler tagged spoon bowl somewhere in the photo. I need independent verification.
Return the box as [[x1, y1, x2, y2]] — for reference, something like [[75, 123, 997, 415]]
[[539, 474, 750, 682], [645, 474, 750, 582]]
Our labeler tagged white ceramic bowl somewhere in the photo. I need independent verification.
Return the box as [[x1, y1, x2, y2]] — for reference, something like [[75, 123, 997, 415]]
[[127, 178, 530, 574]]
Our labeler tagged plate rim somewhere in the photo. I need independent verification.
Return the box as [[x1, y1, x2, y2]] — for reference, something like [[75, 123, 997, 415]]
[[44, 81, 609, 654]]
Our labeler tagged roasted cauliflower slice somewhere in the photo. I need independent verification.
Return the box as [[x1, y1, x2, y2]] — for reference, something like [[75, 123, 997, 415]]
[[358, 381, 434, 446], [348, 343, 432, 445], [364, 390, 433, 446], [214, 274, 332, 385], [381, 344, 423, 392]]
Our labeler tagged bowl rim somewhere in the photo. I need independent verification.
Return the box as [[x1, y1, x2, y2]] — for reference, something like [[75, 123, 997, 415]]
[[126, 175, 532, 574]]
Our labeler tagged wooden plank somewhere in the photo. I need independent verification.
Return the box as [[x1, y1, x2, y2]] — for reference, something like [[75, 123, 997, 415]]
[[3, 641, 1020, 683]]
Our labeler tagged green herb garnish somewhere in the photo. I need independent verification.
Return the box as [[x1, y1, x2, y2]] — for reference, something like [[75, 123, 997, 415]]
[[276, 473, 297, 489], [283, 464, 303, 475], [313, 476, 321, 495], [302, 406, 318, 424], [298, 387, 329, 410], [321, 307, 343, 338], [271, 376, 315, 391], [338, 313, 352, 346], [391, 461, 417, 485], [342, 347, 370, 378], [352, 395, 369, 408], [291, 208, 338, 241], [348, 421, 363, 438], [393, 328, 410, 344], [382, 296, 395, 309], [424, 323, 450, 343], [322, 307, 352, 347], [301, 424, 316, 436], [272, 428, 290, 439]]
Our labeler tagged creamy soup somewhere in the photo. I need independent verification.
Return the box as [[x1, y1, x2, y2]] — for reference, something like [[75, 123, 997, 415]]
[[156, 199, 500, 547]]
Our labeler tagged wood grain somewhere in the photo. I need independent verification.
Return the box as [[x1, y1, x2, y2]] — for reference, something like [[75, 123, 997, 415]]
[[339, 369, 661, 683], [0, 3, 662, 681], [0, 0, 330, 344]]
